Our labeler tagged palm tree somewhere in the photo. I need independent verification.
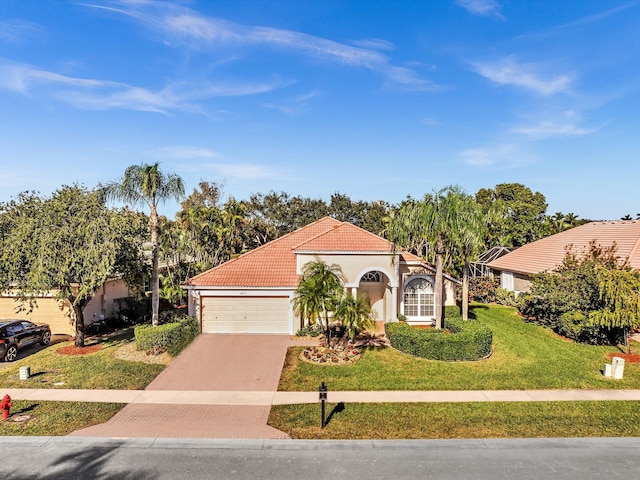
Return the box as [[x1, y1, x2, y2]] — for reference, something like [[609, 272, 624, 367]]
[[451, 192, 486, 321], [103, 163, 185, 326], [388, 186, 461, 329], [293, 259, 345, 347], [335, 292, 375, 340]]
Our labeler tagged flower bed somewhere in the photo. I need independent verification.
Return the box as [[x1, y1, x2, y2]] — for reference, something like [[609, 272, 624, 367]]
[[300, 345, 362, 365]]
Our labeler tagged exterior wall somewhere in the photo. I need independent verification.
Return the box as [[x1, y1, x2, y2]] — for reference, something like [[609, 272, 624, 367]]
[[296, 253, 399, 287], [513, 273, 532, 293], [498, 270, 532, 294], [83, 279, 131, 323], [358, 280, 390, 321], [0, 293, 74, 335]]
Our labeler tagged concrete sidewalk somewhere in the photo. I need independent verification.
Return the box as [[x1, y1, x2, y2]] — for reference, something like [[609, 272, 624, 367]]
[[5, 388, 640, 405]]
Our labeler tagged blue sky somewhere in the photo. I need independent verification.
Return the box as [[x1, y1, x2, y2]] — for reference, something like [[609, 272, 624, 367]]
[[1, 0, 640, 220]]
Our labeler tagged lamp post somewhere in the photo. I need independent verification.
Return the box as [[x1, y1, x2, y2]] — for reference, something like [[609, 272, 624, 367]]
[[319, 382, 328, 428]]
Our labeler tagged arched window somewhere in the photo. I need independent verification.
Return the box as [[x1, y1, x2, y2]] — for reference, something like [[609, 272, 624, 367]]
[[403, 278, 435, 318], [361, 271, 381, 282]]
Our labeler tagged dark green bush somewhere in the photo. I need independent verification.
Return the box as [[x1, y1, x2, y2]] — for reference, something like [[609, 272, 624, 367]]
[[296, 323, 322, 337], [135, 316, 199, 357], [444, 305, 462, 320], [469, 277, 499, 303], [556, 310, 622, 345], [385, 319, 492, 361], [495, 287, 518, 307]]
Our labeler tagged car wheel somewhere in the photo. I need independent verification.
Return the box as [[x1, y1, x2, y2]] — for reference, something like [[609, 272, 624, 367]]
[[4, 345, 18, 362], [41, 331, 51, 346]]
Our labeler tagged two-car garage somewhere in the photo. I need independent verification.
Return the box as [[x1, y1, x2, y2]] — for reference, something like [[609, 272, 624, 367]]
[[200, 296, 292, 334]]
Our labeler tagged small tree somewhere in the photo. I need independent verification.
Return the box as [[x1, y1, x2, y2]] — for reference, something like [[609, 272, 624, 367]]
[[335, 292, 375, 340], [292, 259, 344, 347], [590, 266, 640, 353]]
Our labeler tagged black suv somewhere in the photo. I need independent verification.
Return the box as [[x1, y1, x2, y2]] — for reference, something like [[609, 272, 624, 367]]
[[0, 320, 52, 362]]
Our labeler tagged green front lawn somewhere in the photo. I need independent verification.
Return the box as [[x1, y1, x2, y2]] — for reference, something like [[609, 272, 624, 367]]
[[278, 304, 640, 391], [269, 401, 640, 439], [0, 329, 165, 390], [0, 400, 123, 436]]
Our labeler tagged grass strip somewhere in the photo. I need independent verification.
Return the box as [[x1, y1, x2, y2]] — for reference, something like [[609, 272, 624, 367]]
[[269, 401, 640, 439], [0, 400, 123, 436], [278, 304, 640, 391], [0, 330, 165, 390]]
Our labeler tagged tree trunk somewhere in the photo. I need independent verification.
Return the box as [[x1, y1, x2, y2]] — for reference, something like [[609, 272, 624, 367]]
[[150, 205, 160, 327], [73, 303, 85, 348], [434, 236, 444, 330], [626, 327, 631, 354], [462, 258, 469, 321]]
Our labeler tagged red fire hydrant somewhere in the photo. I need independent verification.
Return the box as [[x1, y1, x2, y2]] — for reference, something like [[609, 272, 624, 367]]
[[1, 394, 12, 419]]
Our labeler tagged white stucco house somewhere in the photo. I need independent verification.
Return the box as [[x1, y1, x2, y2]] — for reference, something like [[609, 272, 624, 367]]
[[184, 217, 459, 334]]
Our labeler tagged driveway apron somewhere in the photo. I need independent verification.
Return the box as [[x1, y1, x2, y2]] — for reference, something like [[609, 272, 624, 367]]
[[70, 335, 295, 439]]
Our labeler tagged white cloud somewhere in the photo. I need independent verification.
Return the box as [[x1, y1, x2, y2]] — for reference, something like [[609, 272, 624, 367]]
[[511, 111, 601, 138], [472, 56, 574, 96], [199, 162, 280, 181], [350, 38, 395, 51], [460, 144, 536, 168], [85, 1, 440, 91], [149, 146, 220, 159], [0, 20, 41, 43], [0, 60, 286, 113], [456, 0, 504, 20]]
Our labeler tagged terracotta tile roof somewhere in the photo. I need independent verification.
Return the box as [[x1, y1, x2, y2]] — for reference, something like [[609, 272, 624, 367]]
[[186, 217, 342, 288], [293, 222, 393, 252], [487, 220, 640, 276]]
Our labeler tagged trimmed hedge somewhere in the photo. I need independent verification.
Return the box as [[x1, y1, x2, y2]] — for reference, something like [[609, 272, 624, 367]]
[[385, 319, 492, 361], [134, 316, 199, 357]]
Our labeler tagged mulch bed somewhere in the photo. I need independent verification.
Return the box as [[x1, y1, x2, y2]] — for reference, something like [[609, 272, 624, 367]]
[[57, 344, 102, 356], [300, 346, 362, 365], [607, 353, 640, 363]]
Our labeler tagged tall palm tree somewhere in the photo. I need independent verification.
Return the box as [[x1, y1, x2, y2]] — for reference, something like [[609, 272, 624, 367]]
[[450, 192, 486, 321], [293, 259, 345, 347], [103, 163, 185, 326], [388, 186, 462, 329]]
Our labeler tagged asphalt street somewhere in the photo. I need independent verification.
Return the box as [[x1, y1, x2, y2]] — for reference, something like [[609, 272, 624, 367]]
[[2, 437, 640, 480]]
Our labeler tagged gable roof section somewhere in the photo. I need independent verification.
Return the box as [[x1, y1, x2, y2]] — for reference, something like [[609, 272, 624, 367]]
[[293, 222, 393, 252], [488, 220, 640, 276], [186, 217, 341, 288]]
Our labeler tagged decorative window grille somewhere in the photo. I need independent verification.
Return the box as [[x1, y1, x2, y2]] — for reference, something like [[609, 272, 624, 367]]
[[361, 271, 382, 282]]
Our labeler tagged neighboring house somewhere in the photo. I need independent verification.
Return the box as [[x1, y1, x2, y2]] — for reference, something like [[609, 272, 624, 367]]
[[487, 220, 640, 294], [0, 278, 132, 335], [184, 217, 460, 334]]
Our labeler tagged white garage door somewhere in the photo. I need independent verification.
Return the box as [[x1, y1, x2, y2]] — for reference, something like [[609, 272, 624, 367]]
[[201, 296, 290, 334]]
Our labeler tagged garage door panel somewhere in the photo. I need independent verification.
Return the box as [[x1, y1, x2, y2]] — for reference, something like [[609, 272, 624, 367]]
[[202, 297, 290, 334]]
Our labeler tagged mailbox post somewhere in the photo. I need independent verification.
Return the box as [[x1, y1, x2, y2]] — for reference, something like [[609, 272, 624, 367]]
[[319, 382, 328, 428]]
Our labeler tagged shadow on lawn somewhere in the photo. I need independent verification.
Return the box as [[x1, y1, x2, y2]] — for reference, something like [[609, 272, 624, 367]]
[[325, 402, 346, 427]]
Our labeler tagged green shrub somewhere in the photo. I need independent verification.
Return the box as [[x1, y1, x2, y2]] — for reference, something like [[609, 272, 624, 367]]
[[135, 316, 199, 357], [556, 310, 622, 345], [469, 277, 499, 303], [385, 319, 492, 361], [444, 305, 462, 320], [296, 323, 322, 337], [495, 287, 518, 307]]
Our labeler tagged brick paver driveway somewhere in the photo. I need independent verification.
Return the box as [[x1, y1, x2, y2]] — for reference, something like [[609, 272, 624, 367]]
[[72, 335, 298, 439]]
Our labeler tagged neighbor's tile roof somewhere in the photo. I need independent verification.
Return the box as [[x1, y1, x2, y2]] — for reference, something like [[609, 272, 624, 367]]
[[487, 220, 640, 276]]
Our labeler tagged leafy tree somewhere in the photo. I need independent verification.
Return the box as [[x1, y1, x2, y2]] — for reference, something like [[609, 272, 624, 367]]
[[292, 259, 345, 347], [388, 186, 463, 329], [103, 163, 185, 326], [518, 241, 628, 346], [476, 183, 547, 247], [0, 186, 147, 347], [590, 267, 640, 353]]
